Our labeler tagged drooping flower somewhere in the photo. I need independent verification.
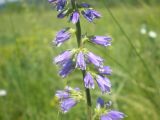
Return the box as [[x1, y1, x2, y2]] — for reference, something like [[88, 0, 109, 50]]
[[97, 97, 105, 108], [61, 98, 77, 113], [55, 87, 82, 113], [55, 90, 70, 100], [48, 0, 67, 11], [54, 28, 71, 46], [70, 11, 80, 24], [96, 75, 111, 93], [59, 59, 74, 78], [57, 9, 69, 18], [86, 52, 103, 67], [101, 110, 125, 120], [90, 36, 112, 47], [82, 9, 101, 22], [95, 98, 125, 120], [84, 72, 95, 89], [54, 50, 73, 65], [98, 66, 112, 75], [76, 51, 86, 70]]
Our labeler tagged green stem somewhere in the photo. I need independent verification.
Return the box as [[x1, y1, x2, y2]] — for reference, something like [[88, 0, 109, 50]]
[[82, 70, 92, 120], [70, 0, 92, 119]]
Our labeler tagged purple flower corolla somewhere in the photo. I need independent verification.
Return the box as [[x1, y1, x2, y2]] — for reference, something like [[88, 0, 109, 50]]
[[82, 9, 101, 22], [98, 66, 112, 75], [91, 36, 112, 47], [56, 0, 67, 11], [54, 50, 72, 65], [61, 98, 77, 113], [76, 51, 86, 70], [48, 0, 67, 11], [57, 10, 67, 18], [54, 28, 71, 46], [55, 87, 81, 113], [101, 110, 125, 120], [84, 72, 95, 89], [59, 59, 74, 78], [96, 75, 111, 93], [87, 52, 103, 67], [55, 90, 70, 100], [70, 11, 80, 24], [97, 97, 105, 108]]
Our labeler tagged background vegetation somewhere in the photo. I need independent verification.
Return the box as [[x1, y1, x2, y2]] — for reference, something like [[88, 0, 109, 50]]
[[0, 0, 159, 120]]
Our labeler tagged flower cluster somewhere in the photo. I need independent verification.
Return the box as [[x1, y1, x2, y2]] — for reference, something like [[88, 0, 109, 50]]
[[49, 0, 125, 119], [96, 98, 125, 120], [55, 86, 82, 113]]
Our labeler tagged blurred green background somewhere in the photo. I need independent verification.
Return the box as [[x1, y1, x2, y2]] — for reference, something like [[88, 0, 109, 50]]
[[0, 0, 160, 120]]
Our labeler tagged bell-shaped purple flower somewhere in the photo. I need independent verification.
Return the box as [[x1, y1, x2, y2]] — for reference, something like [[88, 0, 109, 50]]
[[86, 52, 103, 67], [91, 36, 112, 47], [82, 9, 101, 22], [101, 110, 125, 120], [55, 86, 82, 113], [76, 51, 86, 70], [55, 90, 70, 100], [96, 75, 111, 93], [97, 97, 105, 108], [61, 98, 77, 113], [98, 66, 112, 75], [54, 50, 72, 65], [54, 28, 71, 46], [57, 10, 68, 18], [84, 72, 95, 89], [59, 59, 74, 78], [48, 0, 67, 11], [70, 11, 80, 24], [57, 0, 67, 11]]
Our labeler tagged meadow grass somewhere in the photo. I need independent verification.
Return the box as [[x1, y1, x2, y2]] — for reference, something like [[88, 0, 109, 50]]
[[0, 4, 160, 120]]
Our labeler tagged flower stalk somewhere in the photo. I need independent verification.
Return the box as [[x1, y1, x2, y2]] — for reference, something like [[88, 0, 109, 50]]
[[71, 0, 92, 119]]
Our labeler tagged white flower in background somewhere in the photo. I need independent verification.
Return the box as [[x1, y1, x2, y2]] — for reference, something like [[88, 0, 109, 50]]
[[0, 89, 7, 97], [140, 28, 147, 35], [148, 31, 157, 38], [140, 24, 147, 35]]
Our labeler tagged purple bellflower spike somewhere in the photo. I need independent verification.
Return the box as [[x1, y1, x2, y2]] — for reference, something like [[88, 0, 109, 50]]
[[101, 110, 125, 120], [98, 66, 112, 75], [61, 98, 77, 113], [76, 51, 86, 70], [70, 11, 80, 24], [96, 75, 111, 93], [87, 52, 103, 67], [82, 9, 101, 22], [91, 36, 112, 47], [59, 59, 74, 78], [54, 50, 72, 65], [84, 72, 95, 89], [54, 28, 71, 46]]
